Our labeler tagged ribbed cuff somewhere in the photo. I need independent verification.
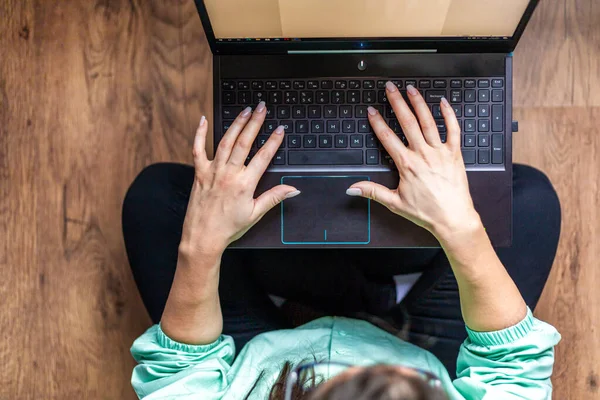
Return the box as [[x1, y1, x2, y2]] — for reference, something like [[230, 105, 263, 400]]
[[157, 323, 224, 353], [466, 308, 534, 347]]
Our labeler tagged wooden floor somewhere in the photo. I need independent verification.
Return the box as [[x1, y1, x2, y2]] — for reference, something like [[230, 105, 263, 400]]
[[0, 0, 598, 398]]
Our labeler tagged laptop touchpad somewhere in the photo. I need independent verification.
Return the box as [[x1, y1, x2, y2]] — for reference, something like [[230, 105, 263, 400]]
[[281, 176, 370, 244]]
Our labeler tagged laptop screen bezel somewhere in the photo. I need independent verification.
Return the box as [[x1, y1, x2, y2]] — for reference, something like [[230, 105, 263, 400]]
[[194, 0, 539, 55]]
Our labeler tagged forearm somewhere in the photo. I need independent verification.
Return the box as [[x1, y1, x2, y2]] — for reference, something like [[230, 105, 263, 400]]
[[160, 247, 224, 345], [434, 216, 527, 332]]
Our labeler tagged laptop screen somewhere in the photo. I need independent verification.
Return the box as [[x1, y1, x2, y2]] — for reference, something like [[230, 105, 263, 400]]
[[204, 0, 531, 42]]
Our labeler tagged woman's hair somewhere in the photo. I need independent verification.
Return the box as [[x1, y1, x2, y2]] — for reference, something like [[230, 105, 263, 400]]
[[245, 362, 449, 400]]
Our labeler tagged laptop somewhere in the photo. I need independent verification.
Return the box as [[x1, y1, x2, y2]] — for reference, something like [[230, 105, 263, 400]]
[[194, 0, 539, 248]]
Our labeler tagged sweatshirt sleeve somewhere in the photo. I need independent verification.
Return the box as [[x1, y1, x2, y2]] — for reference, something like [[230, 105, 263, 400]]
[[130, 324, 236, 399], [453, 308, 561, 400]]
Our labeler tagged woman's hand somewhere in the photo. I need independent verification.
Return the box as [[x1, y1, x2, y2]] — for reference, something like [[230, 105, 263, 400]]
[[347, 82, 481, 243], [180, 102, 299, 257]]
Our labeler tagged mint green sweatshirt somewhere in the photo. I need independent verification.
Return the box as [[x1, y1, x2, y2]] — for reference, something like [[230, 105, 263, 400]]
[[131, 308, 560, 399]]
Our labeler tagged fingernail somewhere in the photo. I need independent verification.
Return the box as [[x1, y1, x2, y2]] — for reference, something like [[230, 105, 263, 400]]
[[274, 125, 285, 135], [367, 106, 377, 116], [256, 101, 266, 112], [346, 188, 362, 196], [386, 81, 397, 92], [407, 85, 418, 96], [241, 106, 252, 117], [199, 116, 206, 127], [441, 97, 450, 108], [285, 190, 301, 199]]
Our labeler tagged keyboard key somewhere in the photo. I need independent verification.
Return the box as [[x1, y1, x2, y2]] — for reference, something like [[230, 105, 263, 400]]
[[492, 104, 504, 132], [266, 81, 277, 90], [222, 80, 235, 90], [366, 134, 378, 148], [478, 104, 490, 117], [478, 89, 490, 102], [464, 79, 476, 88], [300, 91, 314, 104], [462, 149, 476, 164], [288, 150, 363, 165], [311, 120, 325, 133], [465, 105, 476, 117], [288, 135, 301, 148], [256, 135, 269, 148], [327, 121, 340, 133], [266, 105, 275, 118], [363, 90, 376, 104], [349, 80, 361, 89], [342, 120, 356, 133], [321, 80, 333, 89], [391, 80, 402, 89], [348, 91, 360, 104], [378, 90, 388, 103], [316, 91, 329, 104], [432, 105, 442, 118], [389, 119, 402, 133], [452, 105, 462, 117], [277, 106, 290, 119], [269, 91, 282, 104], [280, 120, 293, 133], [303, 135, 317, 148], [295, 120, 309, 133], [332, 90, 345, 104], [335, 135, 348, 148], [319, 135, 333, 148], [350, 135, 363, 148], [464, 90, 476, 103], [279, 81, 291, 90], [308, 106, 321, 118], [251, 81, 263, 90], [478, 119, 490, 132], [284, 91, 298, 104], [335, 80, 348, 89], [405, 80, 417, 88], [385, 105, 395, 118], [293, 81, 305, 89], [264, 120, 278, 134], [253, 91, 266, 104], [223, 91, 235, 104], [479, 134, 490, 147], [435, 120, 446, 133], [223, 120, 233, 132], [324, 105, 337, 118], [355, 106, 367, 118], [492, 79, 504, 88], [492, 89, 504, 102], [366, 149, 379, 165], [492, 134, 503, 164], [363, 80, 375, 89], [340, 105, 353, 118], [377, 80, 386, 89], [450, 79, 462, 88], [419, 80, 431, 89], [478, 149, 490, 164], [237, 81, 249, 90], [307, 80, 319, 89], [273, 151, 285, 165], [450, 90, 462, 103], [478, 79, 490, 88], [358, 120, 371, 133], [433, 80, 447, 88], [222, 106, 239, 119], [426, 90, 446, 103], [464, 120, 476, 132], [292, 106, 306, 118]]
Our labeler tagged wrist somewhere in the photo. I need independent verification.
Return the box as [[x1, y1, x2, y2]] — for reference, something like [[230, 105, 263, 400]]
[[432, 210, 484, 248], [178, 239, 224, 268]]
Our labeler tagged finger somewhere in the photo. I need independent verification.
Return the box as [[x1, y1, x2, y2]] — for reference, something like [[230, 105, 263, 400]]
[[367, 106, 408, 167], [346, 181, 400, 211], [441, 97, 461, 151], [385, 82, 426, 150], [192, 116, 209, 168], [252, 184, 300, 220], [405, 84, 442, 147], [246, 125, 285, 184], [228, 101, 267, 166], [213, 106, 253, 165]]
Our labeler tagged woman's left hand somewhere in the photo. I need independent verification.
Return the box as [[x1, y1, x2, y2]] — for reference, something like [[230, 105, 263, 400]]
[[180, 102, 299, 257]]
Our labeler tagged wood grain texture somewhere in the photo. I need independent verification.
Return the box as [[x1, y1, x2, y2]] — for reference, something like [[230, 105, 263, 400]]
[[0, 0, 598, 399]]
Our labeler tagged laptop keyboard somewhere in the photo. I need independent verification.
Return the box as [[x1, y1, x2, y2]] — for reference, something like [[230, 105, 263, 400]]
[[220, 78, 505, 168]]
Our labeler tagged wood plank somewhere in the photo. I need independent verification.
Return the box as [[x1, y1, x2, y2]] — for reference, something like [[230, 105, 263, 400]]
[[514, 106, 600, 399], [514, 0, 600, 108]]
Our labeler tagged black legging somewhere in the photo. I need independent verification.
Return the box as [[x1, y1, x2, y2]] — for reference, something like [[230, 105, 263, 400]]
[[122, 163, 560, 378]]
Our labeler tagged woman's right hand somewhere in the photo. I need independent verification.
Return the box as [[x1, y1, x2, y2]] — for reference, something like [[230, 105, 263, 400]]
[[347, 82, 482, 243]]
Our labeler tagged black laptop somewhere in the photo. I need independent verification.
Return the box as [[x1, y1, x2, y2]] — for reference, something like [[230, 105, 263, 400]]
[[194, 0, 539, 248]]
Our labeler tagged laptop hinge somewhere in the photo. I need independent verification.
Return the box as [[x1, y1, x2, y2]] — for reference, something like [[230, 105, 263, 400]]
[[288, 49, 438, 55]]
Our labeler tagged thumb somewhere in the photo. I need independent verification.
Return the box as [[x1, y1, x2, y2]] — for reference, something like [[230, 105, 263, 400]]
[[347, 181, 399, 209], [253, 185, 300, 219]]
